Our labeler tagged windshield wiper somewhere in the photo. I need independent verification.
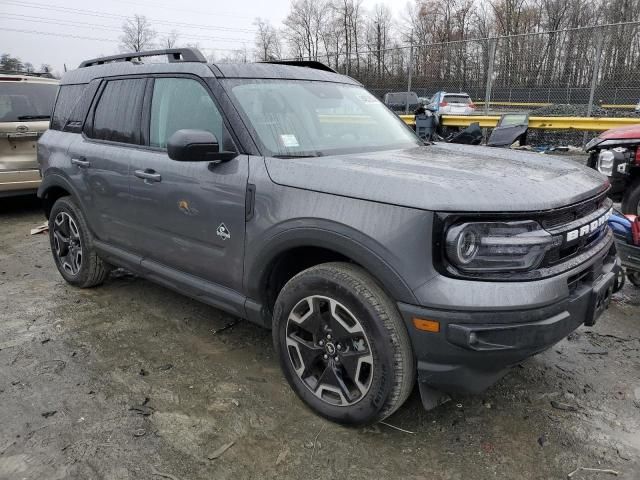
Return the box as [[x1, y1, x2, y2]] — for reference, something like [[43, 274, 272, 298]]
[[273, 151, 324, 159], [17, 115, 50, 120]]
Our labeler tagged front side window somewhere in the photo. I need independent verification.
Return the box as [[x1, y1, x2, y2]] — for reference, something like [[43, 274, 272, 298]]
[[92, 78, 146, 144], [226, 79, 420, 157], [150, 78, 224, 149], [0, 82, 57, 123]]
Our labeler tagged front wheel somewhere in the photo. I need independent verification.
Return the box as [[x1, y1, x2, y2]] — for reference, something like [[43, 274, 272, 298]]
[[272, 262, 415, 425]]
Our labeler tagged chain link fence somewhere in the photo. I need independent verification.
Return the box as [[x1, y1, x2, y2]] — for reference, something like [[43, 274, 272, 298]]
[[323, 22, 640, 118]]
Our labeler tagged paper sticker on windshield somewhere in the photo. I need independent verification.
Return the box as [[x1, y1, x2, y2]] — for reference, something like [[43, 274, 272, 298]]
[[280, 134, 300, 148]]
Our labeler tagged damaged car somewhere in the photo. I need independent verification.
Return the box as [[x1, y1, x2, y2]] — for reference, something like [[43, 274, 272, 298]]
[[586, 124, 640, 215], [38, 48, 620, 426]]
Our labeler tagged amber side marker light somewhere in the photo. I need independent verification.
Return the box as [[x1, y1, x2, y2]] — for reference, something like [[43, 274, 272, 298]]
[[412, 318, 440, 333]]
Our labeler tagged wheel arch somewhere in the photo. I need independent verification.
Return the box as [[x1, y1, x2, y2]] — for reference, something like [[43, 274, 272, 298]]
[[244, 225, 417, 326], [38, 173, 81, 219]]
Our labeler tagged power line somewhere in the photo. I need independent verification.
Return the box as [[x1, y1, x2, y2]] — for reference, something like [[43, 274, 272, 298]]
[[1, 27, 247, 52], [0, 0, 258, 34], [3, 13, 254, 44], [107, 0, 256, 21]]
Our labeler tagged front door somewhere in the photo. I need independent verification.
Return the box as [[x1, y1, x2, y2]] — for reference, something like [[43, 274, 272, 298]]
[[129, 76, 248, 292]]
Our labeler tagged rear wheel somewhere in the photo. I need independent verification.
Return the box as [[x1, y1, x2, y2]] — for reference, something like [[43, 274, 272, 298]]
[[49, 196, 110, 288], [273, 262, 415, 425]]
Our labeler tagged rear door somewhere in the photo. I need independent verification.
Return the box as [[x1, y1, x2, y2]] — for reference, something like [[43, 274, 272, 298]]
[[68, 77, 147, 248], [129, 75, 248, 291]]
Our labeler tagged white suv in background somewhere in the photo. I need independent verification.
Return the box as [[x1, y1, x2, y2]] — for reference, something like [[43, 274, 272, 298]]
[[0, 72, 58, 197], [427, 91, 476, 115]]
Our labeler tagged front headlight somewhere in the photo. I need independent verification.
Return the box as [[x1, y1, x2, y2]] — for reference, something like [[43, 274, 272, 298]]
[[445, 221, 560, 272], [597, 150, 615, 176]]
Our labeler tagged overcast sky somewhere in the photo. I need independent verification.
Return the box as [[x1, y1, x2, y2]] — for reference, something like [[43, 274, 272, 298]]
[[1, 0, 408, 74]]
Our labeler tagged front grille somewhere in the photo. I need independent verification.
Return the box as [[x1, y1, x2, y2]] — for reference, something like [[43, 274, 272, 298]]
[[538, 191, 608, 229], [539, 194, 612, 267]]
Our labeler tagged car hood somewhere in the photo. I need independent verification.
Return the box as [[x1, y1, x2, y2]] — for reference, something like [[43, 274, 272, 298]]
[[598, 124, 640, 141], [264, 143, 608, 212]]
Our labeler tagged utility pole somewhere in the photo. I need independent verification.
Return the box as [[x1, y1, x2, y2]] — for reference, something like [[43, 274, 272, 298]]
[[406, 33, 414, 114], [484, 38, 497, 115], [584, 30, 605, 146]]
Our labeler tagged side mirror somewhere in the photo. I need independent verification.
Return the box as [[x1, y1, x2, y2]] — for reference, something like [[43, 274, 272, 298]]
[[167, 129, 235, 163]]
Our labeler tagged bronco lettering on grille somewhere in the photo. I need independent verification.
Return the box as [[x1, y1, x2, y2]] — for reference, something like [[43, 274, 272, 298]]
[[565, 208, 612, 243]]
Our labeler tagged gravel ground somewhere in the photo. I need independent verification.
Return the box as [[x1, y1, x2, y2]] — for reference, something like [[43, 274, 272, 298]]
[[1, 196, 639, 480]]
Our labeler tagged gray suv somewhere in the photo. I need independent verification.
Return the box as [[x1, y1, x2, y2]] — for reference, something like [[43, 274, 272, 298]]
[[38, 49, 619, 425]]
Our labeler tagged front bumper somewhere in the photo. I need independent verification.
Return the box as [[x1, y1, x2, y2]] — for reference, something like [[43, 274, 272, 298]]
[[398, 248, 620, 396]]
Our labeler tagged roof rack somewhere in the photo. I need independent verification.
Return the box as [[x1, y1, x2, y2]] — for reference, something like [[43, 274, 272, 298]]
[[79, 48, 207, 68], [259, 60, 337, 73]]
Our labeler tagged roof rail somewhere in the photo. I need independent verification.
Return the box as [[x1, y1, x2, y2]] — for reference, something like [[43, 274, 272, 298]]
[[260, 60, 337, 73], [79, 48, 207, 68]]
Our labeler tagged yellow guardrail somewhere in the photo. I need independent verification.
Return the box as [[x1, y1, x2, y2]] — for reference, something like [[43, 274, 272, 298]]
[[474, 101, 551, 107], [601, 104, 638, 109], [473, 101, 638, 109], [400, 114, 640, 131]]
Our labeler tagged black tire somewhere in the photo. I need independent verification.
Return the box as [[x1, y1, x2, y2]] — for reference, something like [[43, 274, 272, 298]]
[[621, 178, 640, 215], [272, 262, 415, 425], [612, 268, 626, 293], [628, 270, 640, 288], [48, 196, 110, 288]]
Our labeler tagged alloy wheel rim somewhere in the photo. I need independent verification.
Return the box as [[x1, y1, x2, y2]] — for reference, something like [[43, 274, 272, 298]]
[[285, 295, 374, 407], [52, 212, 83, 276]]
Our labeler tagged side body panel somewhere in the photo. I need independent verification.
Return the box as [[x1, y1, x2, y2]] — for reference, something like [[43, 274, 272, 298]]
[[244, 156, 434, 316]]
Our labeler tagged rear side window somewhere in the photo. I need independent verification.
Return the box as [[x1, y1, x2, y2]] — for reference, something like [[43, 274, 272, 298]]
[[149, 78, 225, 149], [51, 84, 86, 130], [91, 78, 146, 144], [443, 94, 471, 104], [0, 82, 57, 122]]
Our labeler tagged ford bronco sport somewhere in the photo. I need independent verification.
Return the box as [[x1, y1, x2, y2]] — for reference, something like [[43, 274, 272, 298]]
[[38, 49, 619, 425], [1, 72, 57, 197]]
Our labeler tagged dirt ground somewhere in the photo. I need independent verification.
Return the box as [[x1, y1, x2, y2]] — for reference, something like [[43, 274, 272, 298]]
[[1, 196, 639, 480]]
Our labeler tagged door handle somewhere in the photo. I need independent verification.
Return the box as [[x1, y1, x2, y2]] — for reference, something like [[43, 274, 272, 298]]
[[71, 158, 90, 168], [134, 169, 162, 183]]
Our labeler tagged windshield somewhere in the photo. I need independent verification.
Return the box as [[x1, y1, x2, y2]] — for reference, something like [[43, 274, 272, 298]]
[[0, 82, 57, 122], [226, 79, 421, 157]]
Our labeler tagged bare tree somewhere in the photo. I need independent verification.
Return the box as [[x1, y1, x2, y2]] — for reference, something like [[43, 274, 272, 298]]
[[120, 15, 156, 52], [160, 30, 179, 49], [254, 18, 281, 60], [284, 0, 330, 61]]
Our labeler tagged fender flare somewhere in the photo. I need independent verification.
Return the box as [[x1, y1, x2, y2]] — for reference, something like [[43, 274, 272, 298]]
[[37, 172, 86, 218], [243, 221, 418, 307]]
